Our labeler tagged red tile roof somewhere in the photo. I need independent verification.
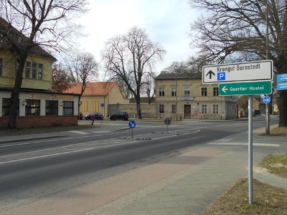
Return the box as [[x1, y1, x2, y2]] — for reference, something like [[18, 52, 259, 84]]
[[63, 82, 117, 96]]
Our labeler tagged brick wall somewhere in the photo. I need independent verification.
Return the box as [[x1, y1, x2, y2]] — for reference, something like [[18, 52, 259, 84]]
[[0, 115, 78, 129]]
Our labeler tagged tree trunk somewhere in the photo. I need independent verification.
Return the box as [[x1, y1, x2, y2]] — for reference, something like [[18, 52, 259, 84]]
[[136, 99, 142, 119], [277, 90, 287, 127], [8, 55, 27, 129], [276, 62, 287, 127]]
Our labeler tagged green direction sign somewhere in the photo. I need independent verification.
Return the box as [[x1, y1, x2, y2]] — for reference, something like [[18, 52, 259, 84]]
[[219, 81, 272, 96]]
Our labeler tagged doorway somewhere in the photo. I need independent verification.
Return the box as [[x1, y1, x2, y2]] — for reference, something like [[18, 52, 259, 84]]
[[184, 105, 191, 119]]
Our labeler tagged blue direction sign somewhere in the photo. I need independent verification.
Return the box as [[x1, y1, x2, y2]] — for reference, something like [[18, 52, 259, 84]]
[[129, 120, 136, 129], [263, 96, 270, 104], [277, 74, 287, 82], [277, 82, 287, 91]]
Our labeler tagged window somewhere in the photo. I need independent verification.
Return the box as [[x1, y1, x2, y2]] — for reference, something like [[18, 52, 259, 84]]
[[92, 101, 99, 112], [63, 101, 74, 115], [201, 87, 207, 96], [46, 100, 58, 115], [25, 99, 40, 115], [184, 87, 190, 96], [202, 104, 207, 114], [213, 87, 219, 96], [213, 105, 218, 114], [159, 88, 164, 97], [172, 105, 176, 113], [159, 104, 164, 113], [25, 61, 30, 78], [81, 101, 88, 112], [2, 98, 19, 116], [171, 88, 177, 97], [38, 64, 43, 79], [32, 62, 37, 79], [0, 58, 2, 76]]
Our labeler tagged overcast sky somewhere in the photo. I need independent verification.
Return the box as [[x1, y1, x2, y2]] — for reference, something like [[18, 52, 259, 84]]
[[77, 0, 199, 80]]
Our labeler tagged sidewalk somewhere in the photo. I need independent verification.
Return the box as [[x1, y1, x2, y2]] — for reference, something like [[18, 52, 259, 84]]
[[1, 133, 286, 215]]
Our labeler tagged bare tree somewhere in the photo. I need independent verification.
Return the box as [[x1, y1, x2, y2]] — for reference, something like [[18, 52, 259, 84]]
[[65, 52, 98, 109], [142, 72, 156, 104], [114, 77, 133, 99], [102, 26, 166, 119], [165, 54, 211, 74], [0, 0, 88, 128], [186, 55, 212, 73], [52, 63, 72, 93], [189, 0, 287, 127]]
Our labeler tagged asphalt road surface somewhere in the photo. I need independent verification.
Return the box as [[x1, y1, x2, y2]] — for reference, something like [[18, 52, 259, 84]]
[[0, 117, 278, 211]]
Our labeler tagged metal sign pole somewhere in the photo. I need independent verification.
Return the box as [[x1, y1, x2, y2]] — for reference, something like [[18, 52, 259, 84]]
[[266, 103, 270, 134], [132, 128, 133, 139], [248, 95, 253, 204]]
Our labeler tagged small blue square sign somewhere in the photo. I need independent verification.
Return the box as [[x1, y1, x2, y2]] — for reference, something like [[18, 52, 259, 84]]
[[217, 72, 226, 81]]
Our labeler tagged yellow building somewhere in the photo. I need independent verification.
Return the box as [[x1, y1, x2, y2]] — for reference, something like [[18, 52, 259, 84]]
[[0, 17, 80, 128], [155, 71, 237, 120], [63, 82, 129, 117]]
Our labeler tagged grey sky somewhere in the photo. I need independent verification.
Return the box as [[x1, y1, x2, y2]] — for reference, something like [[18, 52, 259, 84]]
[[77, 0, 198, 79]]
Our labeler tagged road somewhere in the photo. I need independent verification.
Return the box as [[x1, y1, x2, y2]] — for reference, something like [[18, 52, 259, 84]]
[[0, 117, 279, 212]]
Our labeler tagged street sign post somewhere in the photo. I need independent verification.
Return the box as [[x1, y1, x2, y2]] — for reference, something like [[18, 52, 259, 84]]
[[219, 81, 272, 96], [164, 118, 171, 132], [202, 60, 273, 84], [263, 96, 270, 104], [276, 73, 287, 91], [129, 120, 136, 139], [203, 60, 273, 207]]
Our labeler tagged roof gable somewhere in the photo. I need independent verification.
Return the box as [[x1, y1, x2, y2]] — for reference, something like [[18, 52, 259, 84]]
[[63, 82, 117, 96]]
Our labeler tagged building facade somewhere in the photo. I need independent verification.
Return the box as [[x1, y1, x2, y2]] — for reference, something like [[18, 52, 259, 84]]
[[64, 82, 129, 118], [0, 17, 80, 128], [155, 72, 237, 120]]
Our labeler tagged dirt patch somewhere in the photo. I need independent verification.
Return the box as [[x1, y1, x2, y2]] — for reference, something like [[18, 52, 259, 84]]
[[200, 178, 287, 215]]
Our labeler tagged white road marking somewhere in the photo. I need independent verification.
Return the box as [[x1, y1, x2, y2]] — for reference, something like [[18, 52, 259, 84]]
[[152, 130, 200, 140], [208, 142, 280, 147], [68, 131, 89, 135], [92, 131, 109, 133], [214, 138, 233, 142], [0, 140, 138, 165]]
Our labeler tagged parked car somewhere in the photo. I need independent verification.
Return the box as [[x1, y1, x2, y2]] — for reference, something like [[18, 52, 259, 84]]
[[85, 112, 104, 120], [109, 112, 129, 121], [78, 112, 83, 120]]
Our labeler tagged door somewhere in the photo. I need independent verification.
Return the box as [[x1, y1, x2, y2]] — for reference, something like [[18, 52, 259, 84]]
[[184, 105, 191, 119]]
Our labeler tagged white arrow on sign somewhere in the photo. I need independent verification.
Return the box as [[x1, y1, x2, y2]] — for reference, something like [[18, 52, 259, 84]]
[[222, 86, 228, 93]]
